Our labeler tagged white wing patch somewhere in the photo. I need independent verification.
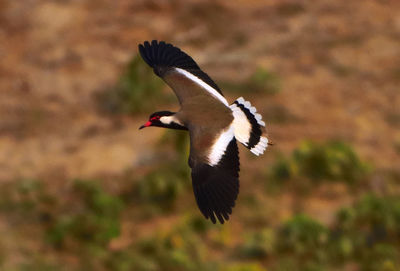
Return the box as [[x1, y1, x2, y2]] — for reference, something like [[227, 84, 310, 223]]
[[208, 125, 235, 166], [230, 103, 252, 146], [174, 68, 229, 107], [230, 97, 269, 156]]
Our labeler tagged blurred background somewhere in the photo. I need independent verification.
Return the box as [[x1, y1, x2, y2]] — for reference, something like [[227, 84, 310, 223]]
[[1, 0, 400, 270]]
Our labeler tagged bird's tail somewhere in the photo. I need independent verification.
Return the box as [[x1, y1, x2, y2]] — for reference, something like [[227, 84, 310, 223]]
[[230, 97, 269, 155]]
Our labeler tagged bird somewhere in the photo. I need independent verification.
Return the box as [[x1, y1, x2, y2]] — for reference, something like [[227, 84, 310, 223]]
[[138, 40, 270, 224]]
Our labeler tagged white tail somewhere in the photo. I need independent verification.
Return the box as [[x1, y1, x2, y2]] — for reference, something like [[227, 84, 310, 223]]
[[230, 97, 269, 156]]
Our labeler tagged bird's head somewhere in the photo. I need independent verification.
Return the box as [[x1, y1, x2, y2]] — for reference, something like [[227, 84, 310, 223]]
[[139, 111, 188, 130]]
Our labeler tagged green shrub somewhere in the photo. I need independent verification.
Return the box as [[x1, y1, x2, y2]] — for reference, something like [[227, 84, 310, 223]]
[[277, 214, 328, 258], [331, 194, 400, 269], [335, 195, 400, 240], [134, 165, 188, 210], [238, 229, 276, 259], [158, 130, 190, 159], [186, 215, 212, 234], [96, 54, 166, 114], [46, 180, 123, 248], [248, 67, 281, 94], [0, 180, 34, 213], [271, 258, 297, 271], [221, 263, 267, 271], [269, 140, 370, 185], [18, 261, 61, 271], [104, 249, 158, 271], [237, 216, 329, 270], [132, 131, 190, 211], [239, 195, 400, 270], [135, 223, 212, 271]]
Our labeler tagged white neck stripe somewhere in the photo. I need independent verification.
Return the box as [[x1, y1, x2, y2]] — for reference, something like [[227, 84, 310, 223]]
[[174, 68, 229, 107], [160, 115, 183, 126]]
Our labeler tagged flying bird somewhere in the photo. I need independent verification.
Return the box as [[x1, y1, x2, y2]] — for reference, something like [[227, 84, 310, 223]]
[[138, 40, 269, 223]]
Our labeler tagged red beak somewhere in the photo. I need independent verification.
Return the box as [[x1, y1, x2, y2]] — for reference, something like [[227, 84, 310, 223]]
[[139, 121, 152, 130]]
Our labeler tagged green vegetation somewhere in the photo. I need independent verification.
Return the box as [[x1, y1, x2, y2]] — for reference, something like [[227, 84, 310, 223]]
[[238, 228, 275, 259], [332, 194, 400, 270], [269, 140, 370, 186], [0, 179, 123, 250], [277, 214, 328, 257], [129, 131, 191, 213], [0, 179, 125, 270], [248, 67, 281, 94], [221, 263, 267, 271], [235, 195, 400, 271], [45, 180, 124, 248], [0, 140, 398, 271], [134, 222, 212, 271], [133, 165, 187, 209], [96, 54, 167, 114]]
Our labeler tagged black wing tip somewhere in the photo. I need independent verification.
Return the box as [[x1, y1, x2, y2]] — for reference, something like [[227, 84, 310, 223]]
[[191, 138, 240, 224], [200, 201, 233, 224], [138, 40, 197, 69], [192, 174, 238, 225], [137, 40, 223, 93], [200, 205, 231, 224]]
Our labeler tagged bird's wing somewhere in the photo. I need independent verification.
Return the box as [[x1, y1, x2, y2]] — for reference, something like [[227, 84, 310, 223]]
[[188, 125, 240, 224], [138, 40, 229, 107]]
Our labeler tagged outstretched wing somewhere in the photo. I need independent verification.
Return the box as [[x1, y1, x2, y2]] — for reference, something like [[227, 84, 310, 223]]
[[138, 40, 229, 107], [189, 126, 240, 224]]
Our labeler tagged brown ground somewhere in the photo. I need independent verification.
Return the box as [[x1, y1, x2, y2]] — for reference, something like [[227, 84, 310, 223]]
[[1, 0, 399, 183], [0, 0, 400, 268]]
